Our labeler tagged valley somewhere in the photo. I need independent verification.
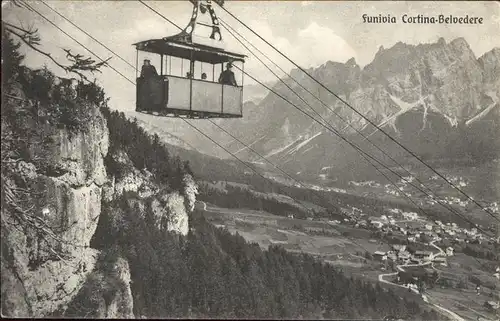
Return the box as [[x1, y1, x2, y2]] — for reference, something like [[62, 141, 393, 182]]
[[198, 196, 499, 321], [3, 3, 499, 318], [124, 41, 500, 314]]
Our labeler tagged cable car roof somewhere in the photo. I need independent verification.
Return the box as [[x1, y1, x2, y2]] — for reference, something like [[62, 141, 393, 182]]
[[133, 36, 246, 64]]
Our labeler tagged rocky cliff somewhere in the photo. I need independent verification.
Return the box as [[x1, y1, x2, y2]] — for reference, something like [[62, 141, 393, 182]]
[[1, 102, 110, 316], [1, 67, 197, 317]]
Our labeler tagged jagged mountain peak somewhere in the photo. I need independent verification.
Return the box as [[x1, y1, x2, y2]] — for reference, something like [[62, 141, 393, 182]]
[[450, 37, 470, 49], [221, 37, 499, 175], [345, 57, 357, 66]]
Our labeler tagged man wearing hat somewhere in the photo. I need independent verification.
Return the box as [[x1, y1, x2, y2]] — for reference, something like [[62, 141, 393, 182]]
[[140, 59, 158, 78], [218, 62, 237, 86], [139, 58, 160, 112]]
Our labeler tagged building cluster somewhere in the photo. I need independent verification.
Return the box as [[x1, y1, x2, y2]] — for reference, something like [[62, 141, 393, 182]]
[[348, 180, 381, 188], [427, 195, 469, 207], [348, 207, 497, 245], [372, 244, 448, 266], [326, 204, 497, 256]]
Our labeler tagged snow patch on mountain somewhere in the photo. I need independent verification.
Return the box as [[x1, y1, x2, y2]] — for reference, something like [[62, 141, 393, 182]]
[[286, 132, 322, 156], [265, 136, 304, 158], [443, 114, 459, 127], [466, 92, 498, 126], [234, 134, 267, 155], [368, 95, 424, 136]]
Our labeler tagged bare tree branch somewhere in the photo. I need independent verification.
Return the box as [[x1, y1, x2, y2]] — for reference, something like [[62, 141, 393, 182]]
[[2, 21, 110, 82], [8, 0, 33, 11]]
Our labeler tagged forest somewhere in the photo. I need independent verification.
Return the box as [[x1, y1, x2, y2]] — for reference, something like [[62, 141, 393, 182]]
[[85, 107, 440, 320], [85, 195, 441, 320]]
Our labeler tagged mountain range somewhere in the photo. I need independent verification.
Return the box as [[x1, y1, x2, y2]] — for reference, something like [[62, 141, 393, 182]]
[[131, 37, 500, 190]]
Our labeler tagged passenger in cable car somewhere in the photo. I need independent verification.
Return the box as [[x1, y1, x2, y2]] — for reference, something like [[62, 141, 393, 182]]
[[140, 59, 158, 78], [139, 59, 162, 112], [201, 73, 207, 80], [218, 62, 237, 86]]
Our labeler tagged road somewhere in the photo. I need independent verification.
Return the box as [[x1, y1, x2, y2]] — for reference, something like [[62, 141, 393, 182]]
[[430, 240, 446, 256], [198, 201, 474, 321], [378, 241, 467, 321]]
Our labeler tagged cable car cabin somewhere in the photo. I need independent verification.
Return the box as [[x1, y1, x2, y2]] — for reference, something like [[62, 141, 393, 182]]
[[133, 0, 246, 119]]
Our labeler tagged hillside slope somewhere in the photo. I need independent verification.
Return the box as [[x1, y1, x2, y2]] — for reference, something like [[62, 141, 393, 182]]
[[1, 34, 196, 318]]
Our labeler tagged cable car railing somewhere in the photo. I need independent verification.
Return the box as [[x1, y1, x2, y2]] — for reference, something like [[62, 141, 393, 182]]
[[135, 54, 244, 118]]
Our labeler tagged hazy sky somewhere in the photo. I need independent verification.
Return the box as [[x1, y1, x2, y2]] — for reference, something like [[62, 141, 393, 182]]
[[3, 1, 500, 112]]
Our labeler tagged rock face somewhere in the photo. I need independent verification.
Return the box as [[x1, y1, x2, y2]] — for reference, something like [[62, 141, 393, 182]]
[[1, 106, 135, 317], [103, 150, 159, 201], [99, 257, 135, 319], [1, 107, 108, 317], [105, 149, 196, 236]]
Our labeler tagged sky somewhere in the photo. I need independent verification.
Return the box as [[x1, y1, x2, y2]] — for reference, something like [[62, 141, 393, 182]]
[[3, 1, 500, 112]]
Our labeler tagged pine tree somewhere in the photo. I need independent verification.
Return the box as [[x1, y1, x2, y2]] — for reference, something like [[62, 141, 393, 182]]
[[1, 29, 25, 87]]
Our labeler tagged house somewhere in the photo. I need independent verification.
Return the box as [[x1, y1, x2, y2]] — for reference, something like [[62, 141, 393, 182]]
[[399, 252, 411, 261], [446, 247, 454, 256], [414, 251, 433, 261], [484, 301, 499, 311], [433, 257, 447, 266], [373, 251, 387, 261], [392, 244, 407, 252], [387, 253, 398, 261], [408, 236, 416, 242], [425, 224, 433, 231], [402, 212, 418, 220], [287, 214, 294, 219], [370, 220, 384, 229]]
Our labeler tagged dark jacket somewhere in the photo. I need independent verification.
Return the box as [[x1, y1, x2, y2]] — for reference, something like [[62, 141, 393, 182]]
[[218, 69, 237, 86], [141, 65, 158, 78]]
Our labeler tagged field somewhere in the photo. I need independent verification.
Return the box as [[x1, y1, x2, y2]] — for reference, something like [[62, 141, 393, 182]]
[[198, 200, 500, 321], [199, 202, 390, 257]]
